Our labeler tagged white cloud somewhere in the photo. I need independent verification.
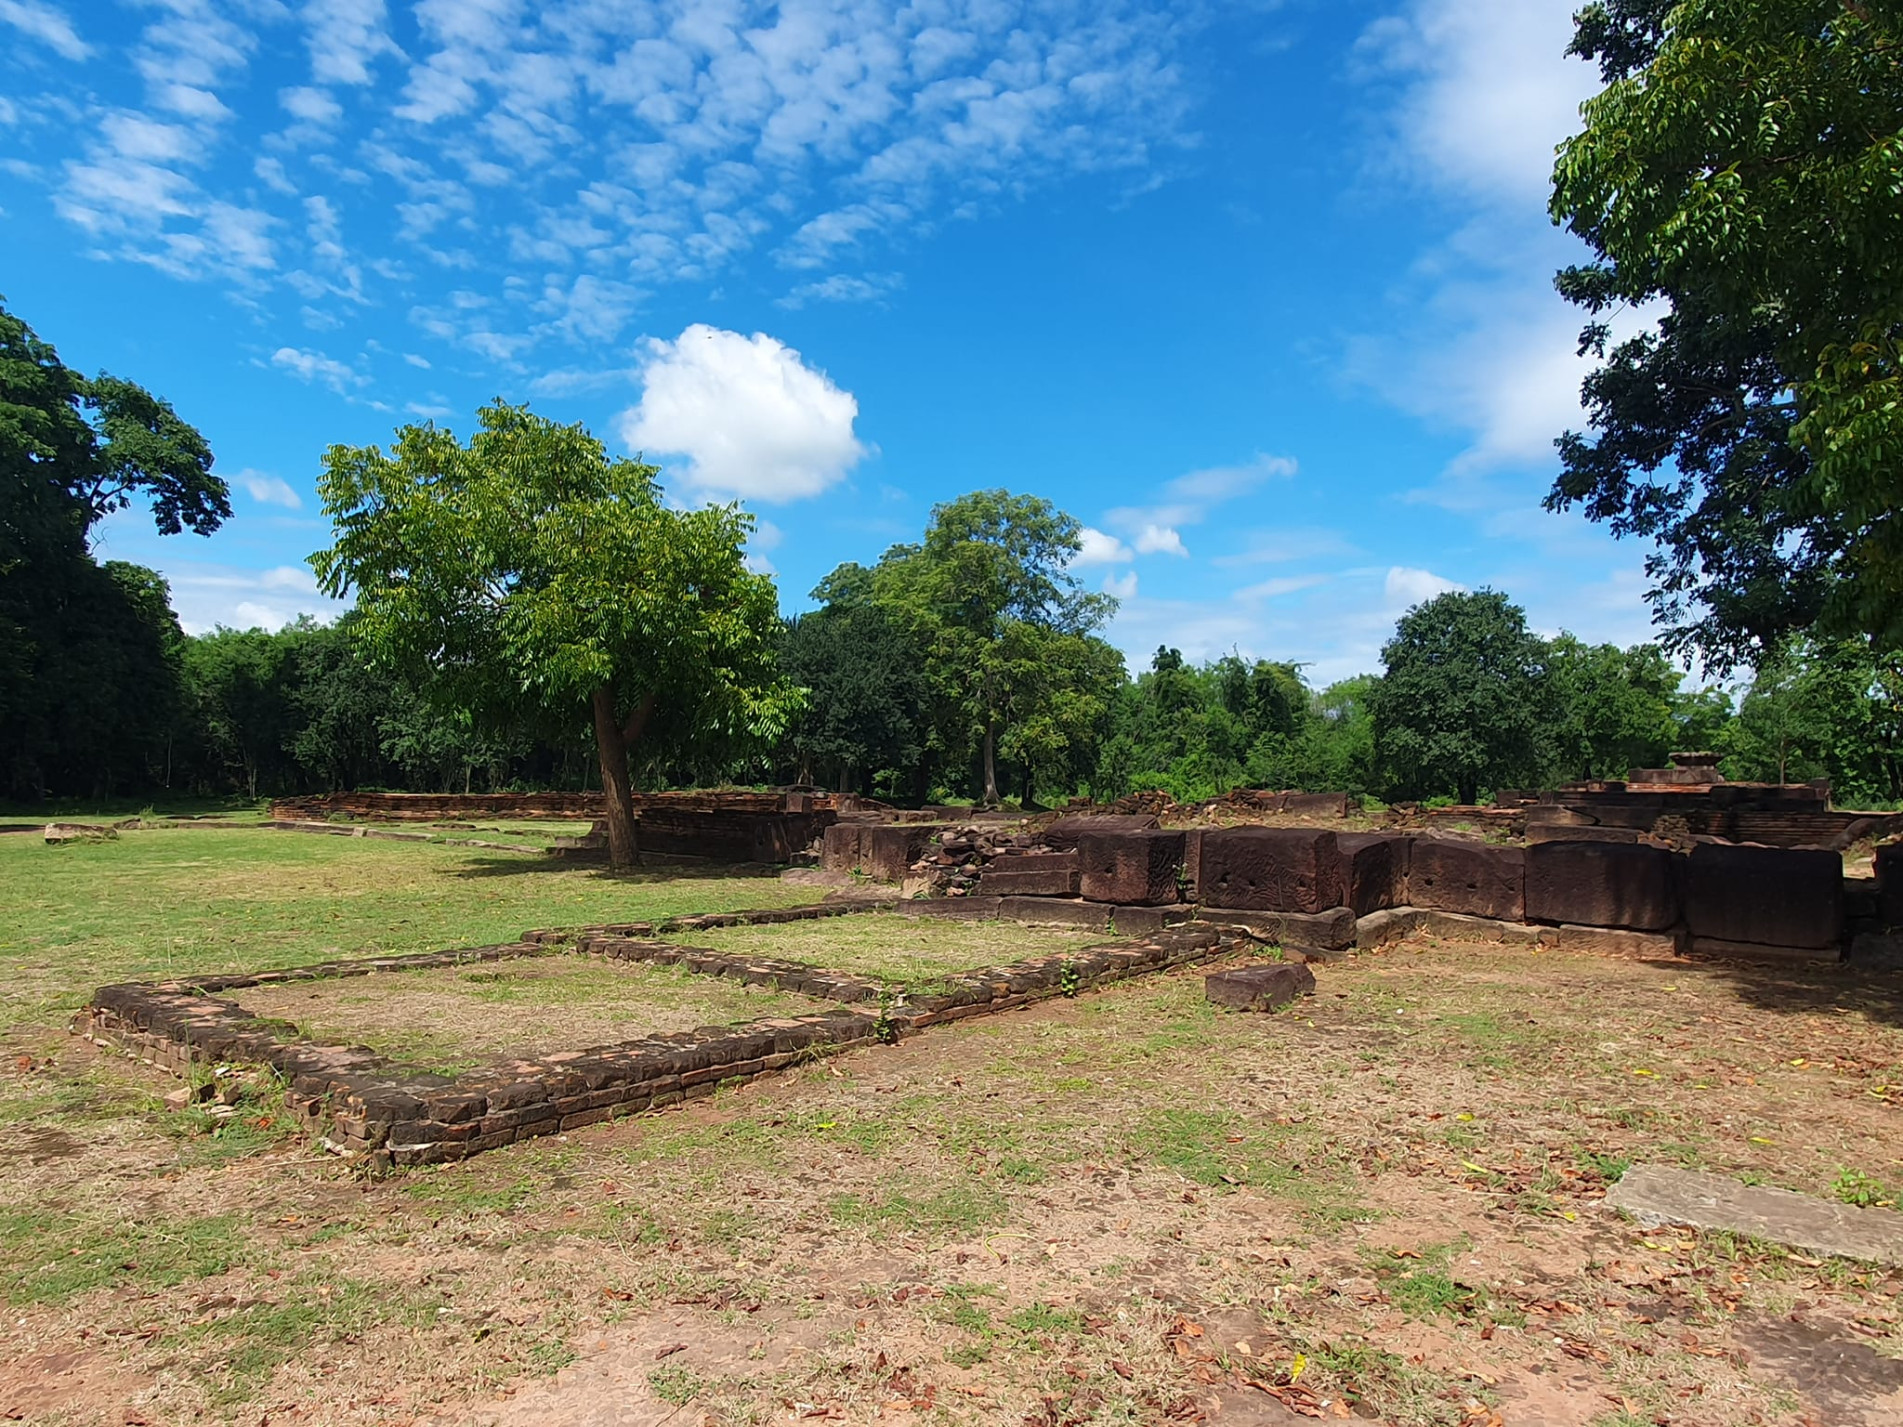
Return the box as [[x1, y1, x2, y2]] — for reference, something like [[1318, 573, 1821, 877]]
[[271, 344, 361, 392], [777, 272, 904, 310], [402, 352, 432, 368], [1349, 1, 1606, 492], [1105, 453, 1297, 549], [1384, 566, 1465, 609], [1237, 574, 1329, 601], [619, 325, 868, 503], [1102, 570, 1139, 601], [1132, 524, 1188, 557], [0, 0, 89, 61], [303, 0, 401, 87], [280, 86, 342, 124], [159, 561, 348, 634], [1074, 527, 1133, 566], [237, 469, 302, 508]]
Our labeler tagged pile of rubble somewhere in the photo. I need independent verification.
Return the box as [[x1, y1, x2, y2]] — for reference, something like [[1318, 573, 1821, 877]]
[[903, 823, 1051, 896]]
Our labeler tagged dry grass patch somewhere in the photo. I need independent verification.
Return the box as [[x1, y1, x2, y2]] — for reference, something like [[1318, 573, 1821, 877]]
[[689, 910, 1116, 983], [235, 957, 844, 1073]]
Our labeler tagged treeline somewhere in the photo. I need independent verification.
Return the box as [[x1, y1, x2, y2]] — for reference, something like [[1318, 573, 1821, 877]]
[[10, 297, 1903, 811], [17, 570, 1903, 811]]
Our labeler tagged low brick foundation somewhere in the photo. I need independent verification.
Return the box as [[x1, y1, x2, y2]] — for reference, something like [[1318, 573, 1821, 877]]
[[76, 898, 1249, 1171]]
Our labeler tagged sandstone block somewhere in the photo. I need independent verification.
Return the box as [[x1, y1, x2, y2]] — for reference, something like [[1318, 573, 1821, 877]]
[[1038, 813, 1161, 851], [1335, 833, 1409, 916], [1877, 842, 1903, 929], [1197, 828, 1342, 913], [1000, 896, 1113, 931], [1407, 839, 1524, 920], [1684, 843, 1843, 949], [1195, 906, 1356, 951], [1205, 963, 1316, 1012], [1525, 840, 1681, 931], [1077, 830, 1185, 905], [981, 867, 1081, 897]]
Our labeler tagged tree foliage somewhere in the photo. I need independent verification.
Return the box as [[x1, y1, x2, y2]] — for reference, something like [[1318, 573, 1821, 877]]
[[1551, 1, 1903, 665], [1370, 590, 1555, 805], [312, 402, 797, 866], [0, 297, 226, 799], [856, 490, 1121, 805]]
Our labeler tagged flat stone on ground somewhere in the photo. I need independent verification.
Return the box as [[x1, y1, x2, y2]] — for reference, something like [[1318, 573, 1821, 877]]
[[1205, 962, 1316, 1012], [1606, 1163, 1903, 1267]]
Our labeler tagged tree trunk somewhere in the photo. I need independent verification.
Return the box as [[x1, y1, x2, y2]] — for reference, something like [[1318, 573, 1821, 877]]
[[591, 686, 656, 872], [1458, 775, 1477, 806], [981, 723, 1000, 807]]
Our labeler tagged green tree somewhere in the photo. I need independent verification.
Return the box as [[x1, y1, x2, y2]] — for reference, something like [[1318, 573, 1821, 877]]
[[1551, 2, 1903, 664], [1545, 636, 1684, 781], [868, 490, 1118, 806], [183, 626, 300, 798], [1, 297, 226, 798], [1722, 637, 1903, 802], [312, 402, 797, 868], [780, 601, 929, 793], [1371, 590, 1554, 805]]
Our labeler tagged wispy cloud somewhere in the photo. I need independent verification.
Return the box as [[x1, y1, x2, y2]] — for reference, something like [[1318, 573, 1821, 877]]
[[1103, 453, 1298, 558], [236, 469, 302, 508], [270, 344, 362, 392], [0, 0, 89, 62]]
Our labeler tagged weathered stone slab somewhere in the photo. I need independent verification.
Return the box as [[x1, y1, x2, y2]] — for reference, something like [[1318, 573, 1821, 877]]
[[1550, 924, 1684, 958], [999, 896, 1113, 931], [1197, 828, 1342, 913], [1850, 930, 1903, 969], [1407, 839, 1524, 921], [1606, 1163, 1903, 1267], [1038, 813, 1160, 851], [1205, 963, 1316, 1011], [1077, 830, 1184, 905], [1877, 842, 1903, 929], [903, 896, 1002, 922], [988, 851, 1078, 876], [1195, 906, 1355, 951], [1111, 904, 1195, 936], [980, 867, 1081, 897], [1525, 839, 1681, 931], [1685, 842, 1843, 949], [1335, 833, 1409, 916], [1690, 936, 1841, 964], [862, 825, 944, 883]]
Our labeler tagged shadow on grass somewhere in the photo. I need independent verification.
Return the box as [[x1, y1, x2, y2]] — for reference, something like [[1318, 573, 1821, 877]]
[[1655, 955, 1903, 1030], [449, 855, 784, 882]]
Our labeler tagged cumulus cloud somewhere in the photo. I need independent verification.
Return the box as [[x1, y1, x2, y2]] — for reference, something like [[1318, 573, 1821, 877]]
[[1384, 566, 1465, 609], [0, 0, 89, 61], [1132, 524, 1188, 557], [1102, 570, 1139, 601], [619, 325, 868, 503], [1074, 527, 1133, 567], [303, 0, 401, 87], [237, 469, 302, 508]]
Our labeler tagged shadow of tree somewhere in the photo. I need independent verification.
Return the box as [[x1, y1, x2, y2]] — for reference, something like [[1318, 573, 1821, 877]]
[[1646, 954, 1903, 1030], [448, 855, 783, 883]]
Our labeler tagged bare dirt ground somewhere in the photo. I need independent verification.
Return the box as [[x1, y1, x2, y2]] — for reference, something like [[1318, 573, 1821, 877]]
[[235, 959, 841, 1073], [2, 931, 1901, 1427]]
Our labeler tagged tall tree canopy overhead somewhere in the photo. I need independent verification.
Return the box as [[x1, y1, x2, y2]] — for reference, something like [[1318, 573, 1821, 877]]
[[1549, 1, 1903, 667], [312, 402, 798, 868]]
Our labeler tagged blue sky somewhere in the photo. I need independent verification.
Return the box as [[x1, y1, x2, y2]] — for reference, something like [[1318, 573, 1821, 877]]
[[0, 0, 1648, 686]]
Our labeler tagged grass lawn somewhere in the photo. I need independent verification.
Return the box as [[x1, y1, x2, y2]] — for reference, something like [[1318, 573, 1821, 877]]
[[0, 827, 815, 1031], [236, 957, 842, 1073], [689, 912, 1116, 984], [0, 828, 1901, 1425]]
